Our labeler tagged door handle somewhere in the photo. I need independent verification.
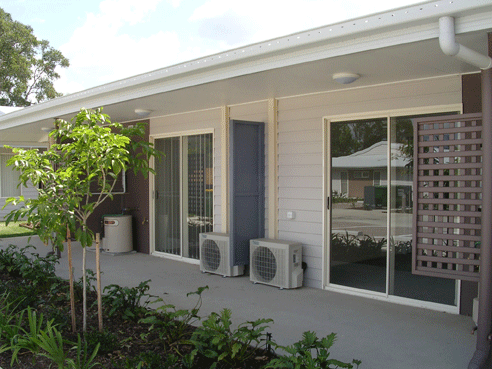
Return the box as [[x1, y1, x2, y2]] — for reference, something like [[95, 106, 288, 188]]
[[327, 196, 330, 210], [155, 190, 159, 200]]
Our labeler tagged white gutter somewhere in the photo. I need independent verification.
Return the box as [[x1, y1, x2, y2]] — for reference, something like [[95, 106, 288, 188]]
[[439, 16, 492, 70]]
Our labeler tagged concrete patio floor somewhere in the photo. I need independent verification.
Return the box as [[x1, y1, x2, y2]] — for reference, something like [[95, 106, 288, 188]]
[[1, 236, 480, 369]]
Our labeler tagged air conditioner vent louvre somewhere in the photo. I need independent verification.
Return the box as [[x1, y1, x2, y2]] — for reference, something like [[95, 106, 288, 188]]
[[252, 246, 278, 283], [202, 239, 222, 272]]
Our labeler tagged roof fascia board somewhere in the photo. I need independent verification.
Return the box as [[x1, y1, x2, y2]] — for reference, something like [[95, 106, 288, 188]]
[[0, 0, 491, 129]]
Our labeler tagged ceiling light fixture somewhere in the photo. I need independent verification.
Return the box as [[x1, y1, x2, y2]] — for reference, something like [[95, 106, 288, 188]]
[[135, 109, 152, 117], [333, 72, 360, 84]]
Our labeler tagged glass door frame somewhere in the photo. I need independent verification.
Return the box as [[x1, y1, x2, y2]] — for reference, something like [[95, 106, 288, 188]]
[[322, 106, 461, 313], [149, 129, 214, 264]]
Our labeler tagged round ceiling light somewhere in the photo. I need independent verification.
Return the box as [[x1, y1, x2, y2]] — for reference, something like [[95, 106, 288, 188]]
[[135, 109, 152, 117], [333, 72, 360, 84]]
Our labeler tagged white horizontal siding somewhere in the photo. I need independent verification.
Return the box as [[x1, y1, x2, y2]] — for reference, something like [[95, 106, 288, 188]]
[[278, 141, 322, 155], [277, 75, 462, 289], [278, 176, 322, 189], [278, 210, 322, 223], [1, 146, 40, 221], [279, 153, 322, 167], [0, 182, 38, 221]]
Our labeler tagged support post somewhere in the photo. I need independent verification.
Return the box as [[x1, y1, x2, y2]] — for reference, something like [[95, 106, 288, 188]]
[[469, 66, 492, 369], [267, 98, 278, 239], [221, 106, 230, 233]]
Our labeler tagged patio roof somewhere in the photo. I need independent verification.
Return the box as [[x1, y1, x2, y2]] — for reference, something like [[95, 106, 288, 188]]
[[0, 0, 491, 145]]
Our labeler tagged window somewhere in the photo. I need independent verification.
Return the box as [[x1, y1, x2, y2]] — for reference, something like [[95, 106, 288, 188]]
[[373, 171, 381, 185], [0, 154, 21, 198], [341, 171, 348, 195], [353, 171, 370, 179]]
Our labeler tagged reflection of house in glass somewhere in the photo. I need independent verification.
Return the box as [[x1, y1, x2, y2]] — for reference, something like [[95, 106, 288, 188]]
[[332, 141, 412, 209]]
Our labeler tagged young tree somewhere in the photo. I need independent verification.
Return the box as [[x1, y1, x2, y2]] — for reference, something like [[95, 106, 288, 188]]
[[4, 107, 160, 331], [0, 7, 69, 106]]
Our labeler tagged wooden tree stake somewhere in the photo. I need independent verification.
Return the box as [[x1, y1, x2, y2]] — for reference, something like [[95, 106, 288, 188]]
[[67, 225, 76, 332], [82, 245, 87, 332], [96, 233, 103, 332]]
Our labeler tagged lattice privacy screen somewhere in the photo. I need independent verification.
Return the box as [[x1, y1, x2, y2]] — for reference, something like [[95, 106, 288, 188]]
[[413, 113, 482, 282]]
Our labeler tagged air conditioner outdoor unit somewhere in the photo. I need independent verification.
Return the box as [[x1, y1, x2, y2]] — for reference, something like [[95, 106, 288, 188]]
[[250, 238, 303, 289], [199, 233, 244, 277]]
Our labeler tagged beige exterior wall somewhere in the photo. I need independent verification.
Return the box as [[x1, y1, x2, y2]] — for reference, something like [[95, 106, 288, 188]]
[[277, 75, 462, 288], [348, 176, 372, 199], [147, 75, 462, 288]]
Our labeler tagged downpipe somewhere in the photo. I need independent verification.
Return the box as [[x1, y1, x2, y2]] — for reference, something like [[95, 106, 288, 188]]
[[439, 16, 492, 70], [438, 16, 492, 369]]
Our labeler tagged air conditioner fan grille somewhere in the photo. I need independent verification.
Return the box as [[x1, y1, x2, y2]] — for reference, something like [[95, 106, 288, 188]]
[[202, 239, 221, 271], [252, 246, 277, 282]]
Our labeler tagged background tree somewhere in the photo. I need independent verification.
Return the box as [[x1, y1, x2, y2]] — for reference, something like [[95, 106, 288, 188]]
[[331, 123, 358, 157], [4, 107, 161, 331], [0, 7, 69, 106]]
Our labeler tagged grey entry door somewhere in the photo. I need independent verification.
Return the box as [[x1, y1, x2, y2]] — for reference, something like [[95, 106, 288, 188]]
[[229, 120, 265, 267]]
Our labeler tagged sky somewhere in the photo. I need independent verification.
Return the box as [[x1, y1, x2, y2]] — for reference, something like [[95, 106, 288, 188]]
[[2, 0, 425, 95]]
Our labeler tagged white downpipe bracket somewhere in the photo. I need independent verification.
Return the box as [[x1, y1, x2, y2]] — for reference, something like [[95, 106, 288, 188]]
[[439, 16, 492, 70]]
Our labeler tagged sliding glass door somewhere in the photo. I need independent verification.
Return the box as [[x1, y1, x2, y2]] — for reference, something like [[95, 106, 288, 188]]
[[327, 112, 458, 306], [154, 133, 213, 260], [329, 118, 388, 293]]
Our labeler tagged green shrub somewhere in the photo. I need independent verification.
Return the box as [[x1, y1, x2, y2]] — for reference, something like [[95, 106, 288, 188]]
[[0, 244, 59, 291], [0, 292, 26, 349], [84, 330, 118, 356], [102, 280, 156, 321], [266, 331, 361, 369], [120, 351, 173, 369], [42, 305, 70, 332], [9, 307, 54, 366], [66, 334, 101, 369], [140, 286, 208, 343], [13, 282, 44, 310], [30, 319, 70, 368], [186, 308, 272, 368]]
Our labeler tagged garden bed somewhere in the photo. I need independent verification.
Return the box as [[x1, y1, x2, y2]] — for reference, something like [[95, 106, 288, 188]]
[[0, 245, 361, 369]]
